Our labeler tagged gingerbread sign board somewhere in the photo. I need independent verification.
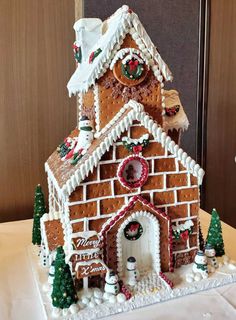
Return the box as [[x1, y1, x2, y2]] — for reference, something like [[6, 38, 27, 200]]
[[75, 259, 107, 278], [71, 231, 101, 251]]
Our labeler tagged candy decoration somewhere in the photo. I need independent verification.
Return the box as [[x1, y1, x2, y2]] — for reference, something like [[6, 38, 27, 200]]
[[32, 184, 46, 245], [122, 134, 149, 153], [172, 220, 194, 240], [124, 221, 143, 240], [165, 105, 180, 117], [89, 48, 102, 64], [51, 247, 78, 309], [72, 43, 82, 63], [206, 208, 225, 257], [121, 54, 144, 80]]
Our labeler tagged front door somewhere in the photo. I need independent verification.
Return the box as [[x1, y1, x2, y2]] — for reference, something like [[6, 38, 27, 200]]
[[117, 211, 160, 277]]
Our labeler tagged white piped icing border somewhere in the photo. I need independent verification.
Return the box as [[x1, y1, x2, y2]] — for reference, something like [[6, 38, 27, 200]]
[[110, 48, 149, 70], [47, 100, 204, 196], [116, 210, 160, 277]]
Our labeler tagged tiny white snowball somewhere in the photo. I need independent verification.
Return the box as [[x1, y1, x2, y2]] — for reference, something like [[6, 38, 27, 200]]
[[186, 276, 194, 283], [62, 309, 68, 317], [88, 301, 96, 308], [52, 308, 61, 318], [69, 304, 79, 314], [117, 293, 126, 303], [81, 297, 90, 305], [95, 298, 103, 305], [194, 273, 202, 282], [228, 263, 236, 270], [94, 288, 103, 299], [108, 295, 117, 304]]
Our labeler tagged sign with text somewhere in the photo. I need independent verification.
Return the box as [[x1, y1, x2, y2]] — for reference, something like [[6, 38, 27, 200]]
[[71, 231, 102, 251], [76, 259, 107, 278]]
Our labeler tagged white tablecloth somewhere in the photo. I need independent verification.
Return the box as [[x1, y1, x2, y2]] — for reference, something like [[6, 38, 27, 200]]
[[0, 214, 236, 320]]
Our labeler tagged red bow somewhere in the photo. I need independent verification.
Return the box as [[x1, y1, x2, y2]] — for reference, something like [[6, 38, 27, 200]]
[[128, 59, 139, 71]]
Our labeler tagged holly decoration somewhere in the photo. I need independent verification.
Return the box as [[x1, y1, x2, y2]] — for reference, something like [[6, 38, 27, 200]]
[[32, 184, 46, 245], [57, 137, 77, 160], [199, 223, 205, 251], [89, 48, 102, 64], [124, 221, 143, 241], [121, 55, 144, 80], [51, 246, 78, 309], [72, 43, 82, 63], [122, 134, 149, 154], [172, 220, 194, 240], [206, 208, 225, 257], [165, 105, 180, 117]]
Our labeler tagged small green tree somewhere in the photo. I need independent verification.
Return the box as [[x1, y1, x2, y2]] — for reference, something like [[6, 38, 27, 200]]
[[206, 208, 225, 256], [51, 247, 78, 309], [32, 184, 46, 245]]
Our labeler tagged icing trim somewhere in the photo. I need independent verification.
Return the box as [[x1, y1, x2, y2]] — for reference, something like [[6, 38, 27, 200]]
[[50, 100, 204, 196], [116, 210, 160, 277]]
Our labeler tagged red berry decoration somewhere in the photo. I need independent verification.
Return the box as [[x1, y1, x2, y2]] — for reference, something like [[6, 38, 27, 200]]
[[165, 105, 180, 117]]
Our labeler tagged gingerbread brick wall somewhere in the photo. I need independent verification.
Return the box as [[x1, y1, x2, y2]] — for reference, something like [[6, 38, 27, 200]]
[[67, 122, 200, 270]]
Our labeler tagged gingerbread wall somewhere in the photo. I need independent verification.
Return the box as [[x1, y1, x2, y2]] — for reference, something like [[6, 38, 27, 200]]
[[68, 122, 200, 270], [80, 34, 162, 134]]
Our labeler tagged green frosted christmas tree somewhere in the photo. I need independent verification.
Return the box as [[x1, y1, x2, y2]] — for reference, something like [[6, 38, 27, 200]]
[[32, 184, 46, 245], [206, 208, 225, 257], [51, 246, 78, 309]]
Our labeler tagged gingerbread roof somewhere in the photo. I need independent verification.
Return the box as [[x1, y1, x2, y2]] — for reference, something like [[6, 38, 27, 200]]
[[45, 100, 204, 198], [67, 5, 172, 95]]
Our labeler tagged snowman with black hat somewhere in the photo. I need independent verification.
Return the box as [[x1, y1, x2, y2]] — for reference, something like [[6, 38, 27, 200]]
[[104, 270, 120, 295], [125, 256, 139, 286], [70, 115, 94, 164]]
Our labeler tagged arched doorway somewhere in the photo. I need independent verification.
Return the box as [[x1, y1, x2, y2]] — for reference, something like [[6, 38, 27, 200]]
[[116, 210, 160, 278]]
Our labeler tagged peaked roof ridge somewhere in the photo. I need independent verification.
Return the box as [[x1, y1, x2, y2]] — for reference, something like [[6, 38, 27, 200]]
[[50, 99, 204, 196], [67, 5, 172, 96]]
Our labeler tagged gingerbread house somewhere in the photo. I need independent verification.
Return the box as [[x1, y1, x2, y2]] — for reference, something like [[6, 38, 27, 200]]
[[41, 6, 204, 282]]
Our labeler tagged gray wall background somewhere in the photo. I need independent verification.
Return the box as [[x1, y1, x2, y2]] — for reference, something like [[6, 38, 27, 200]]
[[84, 0, 201, 159]]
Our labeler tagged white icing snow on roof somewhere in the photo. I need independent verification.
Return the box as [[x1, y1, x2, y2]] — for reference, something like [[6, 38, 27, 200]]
[[67, 5, 173, 95]]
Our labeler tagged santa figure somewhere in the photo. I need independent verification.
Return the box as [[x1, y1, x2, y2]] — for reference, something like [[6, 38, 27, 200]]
[[125, 256, 139, 286], [192, 250, 208, 279], [205, 243, 219, 269], [104, 270, 120, 295]]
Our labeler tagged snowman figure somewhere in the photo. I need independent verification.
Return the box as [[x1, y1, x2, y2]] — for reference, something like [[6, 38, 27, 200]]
[[125, 256, 139, 286], [205, 243, 218, 269], [64, 116, 94, 164], [192, 250, 208, 279], [48, 260, 55, 285], [104, 270, 120, 295]]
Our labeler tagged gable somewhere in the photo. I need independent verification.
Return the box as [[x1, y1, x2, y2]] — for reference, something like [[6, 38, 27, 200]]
[[45, 100, 204, 198], [67, 5, 172, 96]]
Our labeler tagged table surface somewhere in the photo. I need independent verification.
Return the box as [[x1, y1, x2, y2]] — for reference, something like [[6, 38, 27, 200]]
[[0, 210, 235, 320]]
